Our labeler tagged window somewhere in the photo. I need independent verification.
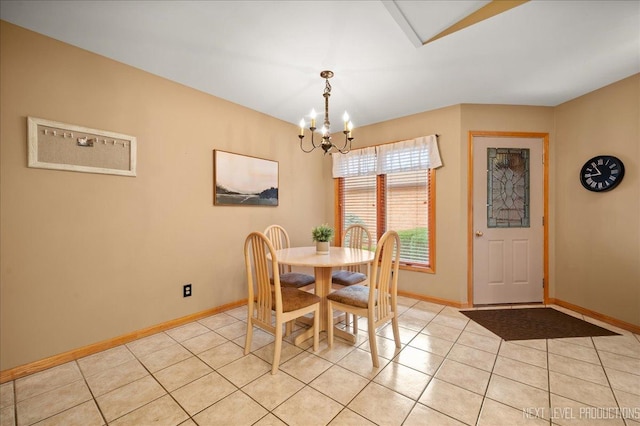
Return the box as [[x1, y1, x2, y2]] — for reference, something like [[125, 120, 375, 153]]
[[341, 174, 378, 242], [333, 136, 441, 272]]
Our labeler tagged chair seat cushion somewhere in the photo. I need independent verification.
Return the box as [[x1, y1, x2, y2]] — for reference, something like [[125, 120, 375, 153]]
[[332, 270, 367, 286], [280, 288, 321, 312], [327, 285, 371, 308], [274, 272, 316, 288]]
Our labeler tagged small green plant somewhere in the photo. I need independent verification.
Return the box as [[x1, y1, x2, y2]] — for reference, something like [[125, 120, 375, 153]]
[[311, 224, 334, 242]]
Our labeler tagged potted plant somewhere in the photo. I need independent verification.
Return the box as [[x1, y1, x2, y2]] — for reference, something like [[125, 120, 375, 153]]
[[312, 224, 334, 254]]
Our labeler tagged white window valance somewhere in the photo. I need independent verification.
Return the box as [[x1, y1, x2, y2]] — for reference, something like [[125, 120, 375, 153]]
[[331, 146, 377, 178], [332, 135, 442, 178]]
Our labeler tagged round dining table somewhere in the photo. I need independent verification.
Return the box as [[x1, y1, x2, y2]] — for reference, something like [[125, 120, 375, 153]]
[[274, 246, 375, 345]]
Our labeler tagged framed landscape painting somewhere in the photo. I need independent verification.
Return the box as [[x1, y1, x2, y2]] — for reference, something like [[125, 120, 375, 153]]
[[213, 150, 279, 206]]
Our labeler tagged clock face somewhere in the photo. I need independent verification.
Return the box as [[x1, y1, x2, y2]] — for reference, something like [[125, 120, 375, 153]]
[[580, 155, 625, 192]]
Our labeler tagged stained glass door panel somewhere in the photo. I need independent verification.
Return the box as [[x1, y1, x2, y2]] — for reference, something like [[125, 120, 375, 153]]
[[487, 148, 530, 228]]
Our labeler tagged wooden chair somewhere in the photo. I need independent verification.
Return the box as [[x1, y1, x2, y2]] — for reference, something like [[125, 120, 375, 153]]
[[331, 224, 372, 330], [264, 225, 315, 289], [244, 231, 320, 374], [327, 230, 401, 368], [332, 224, 372, 286]]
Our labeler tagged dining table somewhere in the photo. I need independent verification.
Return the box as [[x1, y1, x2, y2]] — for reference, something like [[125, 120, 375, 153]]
[[273, 246, 375, 345]]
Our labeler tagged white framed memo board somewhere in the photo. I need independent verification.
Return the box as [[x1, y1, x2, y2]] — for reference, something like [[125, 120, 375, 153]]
[[27, 117, 137, 177]]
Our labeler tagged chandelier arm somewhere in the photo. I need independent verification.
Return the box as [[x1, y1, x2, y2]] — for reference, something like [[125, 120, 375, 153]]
[[299, 130, 321, 153], [299, 140, 317, 153], [311, 129, 321, 149], [333, 134, 352, 154]]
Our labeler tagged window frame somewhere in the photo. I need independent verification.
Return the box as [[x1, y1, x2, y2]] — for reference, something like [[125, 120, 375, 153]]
[[334, 168, 436, 273]]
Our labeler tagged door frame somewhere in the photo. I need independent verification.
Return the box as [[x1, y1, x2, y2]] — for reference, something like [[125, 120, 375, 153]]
[[467, 131, 550, 306]]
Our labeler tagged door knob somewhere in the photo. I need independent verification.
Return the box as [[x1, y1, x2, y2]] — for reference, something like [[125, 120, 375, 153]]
[[475, 231, 484, 237]]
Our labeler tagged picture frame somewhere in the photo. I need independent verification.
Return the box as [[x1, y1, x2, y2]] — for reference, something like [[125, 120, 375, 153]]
[[213, 150, 279, 206]]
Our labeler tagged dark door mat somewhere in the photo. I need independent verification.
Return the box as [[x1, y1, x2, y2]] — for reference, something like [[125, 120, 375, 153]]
[[460, 307, 620, 341]]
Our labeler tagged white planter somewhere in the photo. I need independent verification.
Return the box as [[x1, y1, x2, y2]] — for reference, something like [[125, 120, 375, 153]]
[[316, 241, 330, 254]]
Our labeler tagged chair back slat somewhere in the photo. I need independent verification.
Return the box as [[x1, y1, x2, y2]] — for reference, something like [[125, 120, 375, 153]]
[[264, 225, 292, 275], [245, 232, 282, 323], [369, 230, 400, 321], [343, 224, 372, 273]]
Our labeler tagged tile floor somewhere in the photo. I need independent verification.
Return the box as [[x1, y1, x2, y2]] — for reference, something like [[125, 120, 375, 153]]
[[1, 297, 639, 426]]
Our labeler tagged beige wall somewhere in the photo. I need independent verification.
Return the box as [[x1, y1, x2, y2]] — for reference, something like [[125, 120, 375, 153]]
[[2, 20, 638, 372], [0, 22, 327, 371], [554, 74, 639, 327]]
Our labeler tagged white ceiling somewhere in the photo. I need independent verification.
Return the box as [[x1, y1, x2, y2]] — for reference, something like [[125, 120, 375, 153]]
[[1, 0, 639, 129]]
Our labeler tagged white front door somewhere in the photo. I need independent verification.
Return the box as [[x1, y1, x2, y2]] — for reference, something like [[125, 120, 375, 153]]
[[472, 135, 544, 305]]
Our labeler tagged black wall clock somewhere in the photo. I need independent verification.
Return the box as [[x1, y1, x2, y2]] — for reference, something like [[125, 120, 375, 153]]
[[579, 155, 625, 192]]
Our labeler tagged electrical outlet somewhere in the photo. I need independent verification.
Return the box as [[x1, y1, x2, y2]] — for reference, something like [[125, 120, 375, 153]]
[[183, 284, 192, 297]]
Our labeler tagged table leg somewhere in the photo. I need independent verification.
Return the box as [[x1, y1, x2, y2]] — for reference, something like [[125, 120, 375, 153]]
[[293, 266, 359, 345], [314, 266, 332, 330], [293, 266, 331, 346]]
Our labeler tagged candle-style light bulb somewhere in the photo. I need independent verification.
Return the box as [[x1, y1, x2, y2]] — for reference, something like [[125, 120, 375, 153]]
[[299, 119, 305, 136], [347, 121, 353, 138], [310, 109, 317, 129], [343, 111, 349, 131]]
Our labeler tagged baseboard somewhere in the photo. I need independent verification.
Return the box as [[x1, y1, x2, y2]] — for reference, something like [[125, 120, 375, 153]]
[[398, 290, 467, 309], [0, 299, 247, 384], [548, 298, 640, 335]]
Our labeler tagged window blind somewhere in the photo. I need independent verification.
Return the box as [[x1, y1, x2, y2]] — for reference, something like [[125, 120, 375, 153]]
[[385, 170, 430, 265], [340, 174, 378, 244]]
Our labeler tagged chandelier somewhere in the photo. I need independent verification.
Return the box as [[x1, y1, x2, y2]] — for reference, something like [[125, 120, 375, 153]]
[[298, 70, 354, 155]]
